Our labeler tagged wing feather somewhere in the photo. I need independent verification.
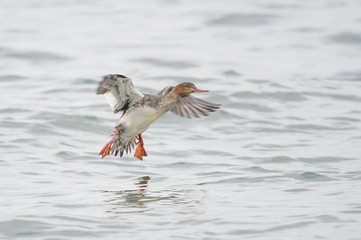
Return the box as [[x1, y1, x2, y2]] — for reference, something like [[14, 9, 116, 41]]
[[157, 85, 175, 96], [174, 95, 221, 118], [97, 74, 144, 114], [157, 85, 220, 118]]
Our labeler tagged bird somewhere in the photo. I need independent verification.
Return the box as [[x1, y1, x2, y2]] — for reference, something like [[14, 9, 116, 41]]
[[96, 74, 220, 160]]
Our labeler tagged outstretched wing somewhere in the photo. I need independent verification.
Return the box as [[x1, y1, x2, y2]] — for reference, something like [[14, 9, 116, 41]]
[[172, 95, 221, 118], [158, 85, 221, 118], [97, 74, 144, 114]]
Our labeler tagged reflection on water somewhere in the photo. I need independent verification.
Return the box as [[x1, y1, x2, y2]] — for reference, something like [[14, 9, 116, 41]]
[[103, 176, 152, 212], [102, 176, 205, 217]]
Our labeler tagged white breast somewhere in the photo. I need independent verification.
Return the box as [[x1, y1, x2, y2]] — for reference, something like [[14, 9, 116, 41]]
[[120, 106, 167, 137]]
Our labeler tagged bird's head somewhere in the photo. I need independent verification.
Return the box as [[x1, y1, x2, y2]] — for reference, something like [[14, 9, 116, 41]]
[[173, 82, 208, 96]]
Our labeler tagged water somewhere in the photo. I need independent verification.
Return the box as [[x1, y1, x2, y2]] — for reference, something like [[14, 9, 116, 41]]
[[1, 0, 361, 239]]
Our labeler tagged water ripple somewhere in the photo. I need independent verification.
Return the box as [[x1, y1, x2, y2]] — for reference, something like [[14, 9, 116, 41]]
[[327, 32, 361, 45], [207, 13, 277, 26]]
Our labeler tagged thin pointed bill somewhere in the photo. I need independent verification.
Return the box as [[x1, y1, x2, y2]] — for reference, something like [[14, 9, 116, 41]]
[[192, 89, 209, 93]]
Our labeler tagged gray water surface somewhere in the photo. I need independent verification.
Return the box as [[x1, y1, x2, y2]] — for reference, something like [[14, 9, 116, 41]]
[[1, 0, 361, 239]]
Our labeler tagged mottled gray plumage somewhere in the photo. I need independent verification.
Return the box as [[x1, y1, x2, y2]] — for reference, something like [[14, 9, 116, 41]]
[[97, 74, 144, 114]]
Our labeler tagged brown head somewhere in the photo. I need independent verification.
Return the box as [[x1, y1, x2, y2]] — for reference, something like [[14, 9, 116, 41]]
[[172, 82, 208, 97]]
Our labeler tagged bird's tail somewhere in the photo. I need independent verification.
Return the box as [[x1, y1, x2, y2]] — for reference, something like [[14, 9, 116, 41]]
[[99, 131, 137, 158], [111, 134, 137, 157]]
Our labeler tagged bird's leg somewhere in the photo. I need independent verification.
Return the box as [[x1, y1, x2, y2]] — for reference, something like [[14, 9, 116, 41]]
[[99, 130, 119, 158], [134, 133, 147, 160]]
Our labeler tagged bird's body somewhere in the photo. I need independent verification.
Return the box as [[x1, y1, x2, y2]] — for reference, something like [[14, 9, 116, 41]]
[[120, 104, 166, 135], [97, 74, 220, 160]]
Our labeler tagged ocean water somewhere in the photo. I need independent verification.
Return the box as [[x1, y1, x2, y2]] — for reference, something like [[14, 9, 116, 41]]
[[1, 0, 361, 239]]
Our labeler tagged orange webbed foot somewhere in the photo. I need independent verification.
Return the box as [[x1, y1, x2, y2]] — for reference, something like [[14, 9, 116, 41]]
[[134, 144, 147, 160], [99, 131, 119, 158], [134, 133, 147, 160]]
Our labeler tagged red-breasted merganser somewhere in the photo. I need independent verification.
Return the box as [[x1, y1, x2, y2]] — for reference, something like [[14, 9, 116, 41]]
[[97, 74, 220, 160]]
